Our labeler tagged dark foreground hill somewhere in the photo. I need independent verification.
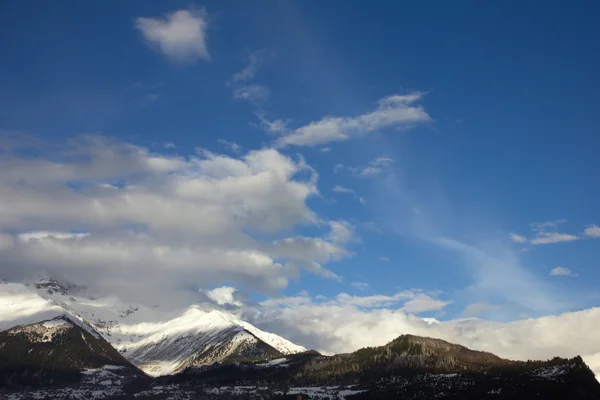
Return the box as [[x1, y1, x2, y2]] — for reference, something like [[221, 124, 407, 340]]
[[0, 315, 146, 388], [1, 322, 599, 399]]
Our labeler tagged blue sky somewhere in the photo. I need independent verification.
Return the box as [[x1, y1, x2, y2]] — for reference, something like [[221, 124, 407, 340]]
[[1, 0, 599, 326]]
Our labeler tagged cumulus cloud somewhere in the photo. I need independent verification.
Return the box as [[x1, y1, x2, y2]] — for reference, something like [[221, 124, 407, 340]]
[[550, 266, 577, 277], [203, 286, 242, 306], [136, 8, 210, 62], [0, 135, 349, 306], [275, 93, 431, 147], [584, 225, 600, 238]]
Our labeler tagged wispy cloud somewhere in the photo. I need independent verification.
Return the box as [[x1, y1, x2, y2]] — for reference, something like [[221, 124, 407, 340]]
[[463, 302, 502, 317], [141, 93, 159, 104], [275, 93, 431, 147], [509, 220, 595, 245], [217, 139, 240, 153], [135, 8, 210, 62], [550, 266, 577, 277], [509, 233, 527, 244], [402, 293, 452, 313], [228, 49, 272, 104], [528, 220, 580, 244], [332, 185, 354, 194], [336, 157, 396, 178], [530, 232, 580, 245], [350, 281, 369, 291], [327, 221, 358, 244], [378, 256, 390, 262], [254, 115, 290, 134]]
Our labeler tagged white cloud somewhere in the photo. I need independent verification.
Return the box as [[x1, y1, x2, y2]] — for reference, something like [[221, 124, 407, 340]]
[[275, 93, 431, 147], [550, 266, 577, 277], [584, 225, 600, 238], [509, 233, 527, 244], [528, 220, 580, 245], [359, 197, 367, 205], [344, 157, 396, 178], [530, 232, 580, 245], [509, 220, 599, 245], [332, 185, 354, 194], [350, 282, 369, 291], [378, 256, 390, 262], [327, 221, 357, 244], [203, 286, 242, 306], [0, 135, 351, 306], [135, 9, 210, 62], [356, 166, 381, 177], [320, 147, 331, 153]]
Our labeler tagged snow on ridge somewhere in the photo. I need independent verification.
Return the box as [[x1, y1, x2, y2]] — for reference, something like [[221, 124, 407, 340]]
[[1, 280, 307, 376]]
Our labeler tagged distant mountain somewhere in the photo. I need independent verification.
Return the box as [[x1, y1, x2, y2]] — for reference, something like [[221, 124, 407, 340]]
[[120, 306, 289, 375], [162, 334, 600, 399], [1, 280, 599, 399], [0, 315, 144, 388], [0, 279, 306, 376]]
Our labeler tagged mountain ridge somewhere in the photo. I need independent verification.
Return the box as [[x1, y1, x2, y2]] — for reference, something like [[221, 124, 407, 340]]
[[0, 279, 307, 376]]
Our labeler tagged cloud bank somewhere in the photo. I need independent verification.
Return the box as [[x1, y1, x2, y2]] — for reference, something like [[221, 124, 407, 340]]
[[0, 135, 351, 307]]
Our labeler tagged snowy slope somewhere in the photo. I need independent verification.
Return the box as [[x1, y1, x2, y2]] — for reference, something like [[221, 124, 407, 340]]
[[0, 279, 306, 376]]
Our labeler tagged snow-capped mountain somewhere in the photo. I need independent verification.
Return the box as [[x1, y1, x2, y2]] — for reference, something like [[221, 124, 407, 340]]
[[0, 279, 306, 376]]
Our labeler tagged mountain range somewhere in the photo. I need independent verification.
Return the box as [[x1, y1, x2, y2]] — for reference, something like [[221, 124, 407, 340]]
[[1, 278, 599, 399]]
